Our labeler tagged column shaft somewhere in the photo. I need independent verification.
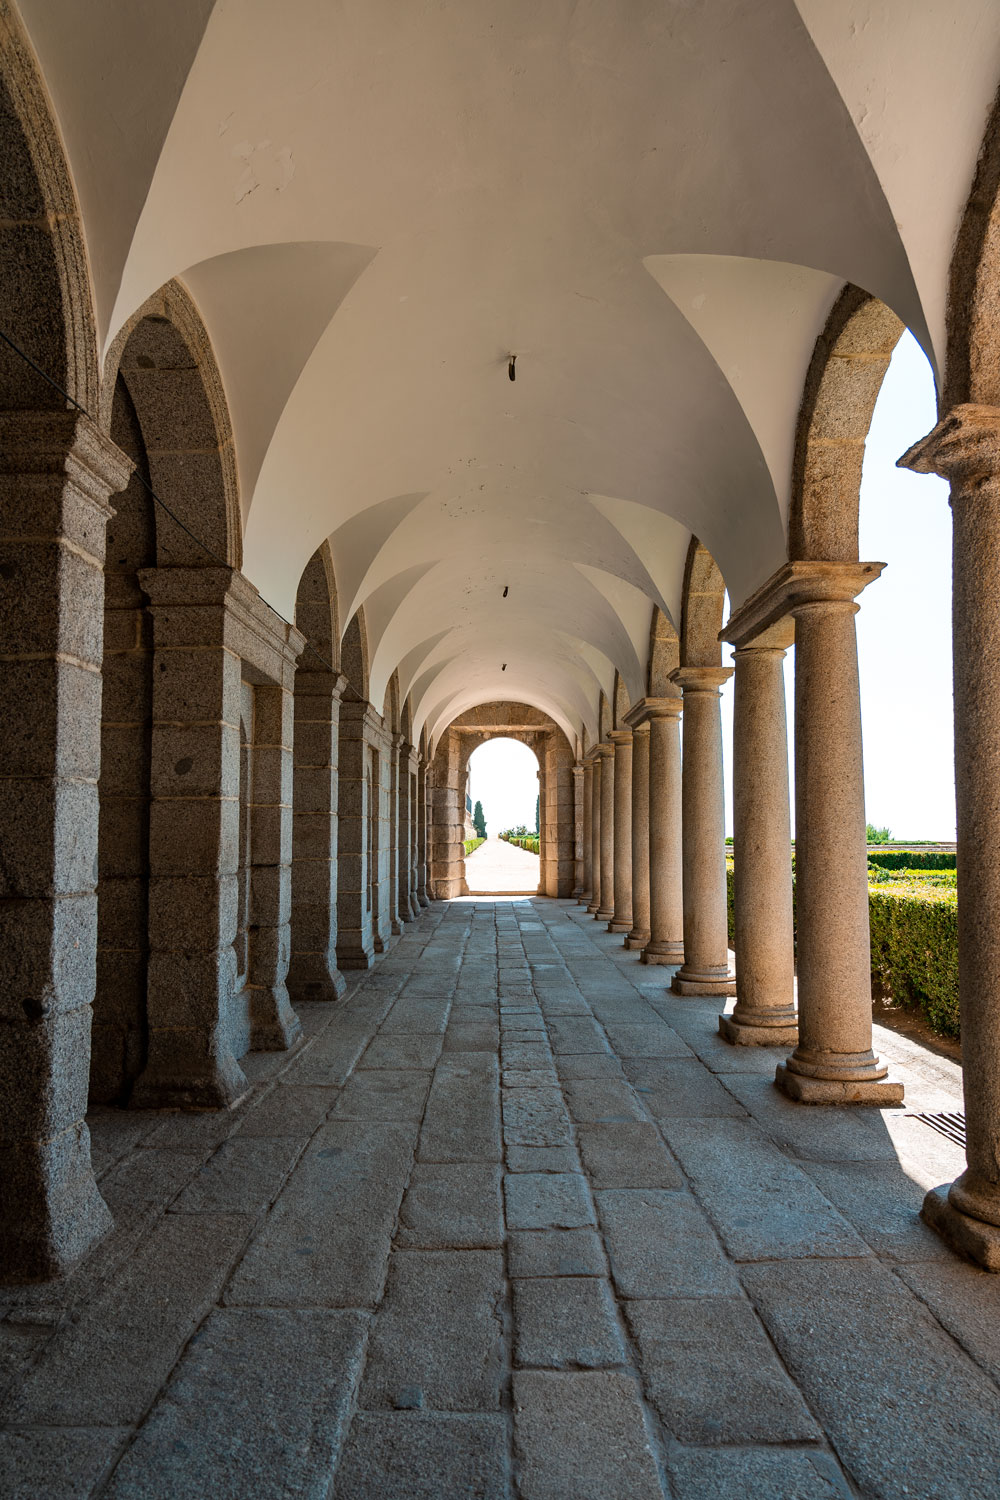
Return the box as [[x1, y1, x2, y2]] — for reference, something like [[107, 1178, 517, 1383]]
[[0, 412, 129, 1280], [247, 683, 301, 1049], [608, 730, 633, 933], [579, 760, 594, 905], [671, 670, 735, 996], [626, 724, 650, 949], [595, 748, 615, 921], [721, 645, 797, 1045], [587, 754, 603, 915], [776, 598, 902, 1103], [643, 707, 684, 964], [572, 763, 585, 898], [288, 670, 347, 1001]]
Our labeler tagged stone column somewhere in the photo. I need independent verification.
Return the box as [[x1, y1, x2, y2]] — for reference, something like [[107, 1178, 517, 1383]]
[[572, 763, 585, 897], [536, 768, 548, 896], [586, 751, 603, 915], [719, 633, 797, 1046], [336, 700, 377, 969], [247, 679, 303, 1050], [901, 408, 999, 1261], [388, 732, 403, 936], [288, 671, 348, 1002], [670, 668, 735, 996], [595, 746, 615, 922], [579, 759, 594, 906], [407, 748, 422, 916], [417, 761, 430, 906], [132, 566, 248, 1109], [642, 701, 684, 965], [776, 565, 901, 1103], [397, 743, 415, 921], [0, 412, 130, 1280], [624, 718, 650, 950], [608, 729, 633, 933]]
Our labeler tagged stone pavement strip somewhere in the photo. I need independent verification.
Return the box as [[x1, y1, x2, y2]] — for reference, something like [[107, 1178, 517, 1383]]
[[0, 896, 991, 1498]]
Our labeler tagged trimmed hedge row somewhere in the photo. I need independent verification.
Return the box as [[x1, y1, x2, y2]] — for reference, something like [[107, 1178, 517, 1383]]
[[868, 851, 956, 871], [463, 837, 485, 856], [725, 859, 960, 1039], [503, 835, 540, 855]]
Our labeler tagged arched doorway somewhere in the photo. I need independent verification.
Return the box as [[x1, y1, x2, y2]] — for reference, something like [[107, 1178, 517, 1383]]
[[465, 738, 541, 894]]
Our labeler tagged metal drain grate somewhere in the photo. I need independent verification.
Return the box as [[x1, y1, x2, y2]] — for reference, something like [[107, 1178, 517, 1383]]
[[909, 1111, 966, 1149]]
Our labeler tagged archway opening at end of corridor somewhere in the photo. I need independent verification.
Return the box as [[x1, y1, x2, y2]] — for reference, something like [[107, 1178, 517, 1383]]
[[465, 737, 541, 894]]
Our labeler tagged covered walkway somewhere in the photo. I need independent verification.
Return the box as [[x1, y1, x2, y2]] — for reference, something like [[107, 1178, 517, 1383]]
[[465, 835, 541, 894], [1, 898, 995, 1500]]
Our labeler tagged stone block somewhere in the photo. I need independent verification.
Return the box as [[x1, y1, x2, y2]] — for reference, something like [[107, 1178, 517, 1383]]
[[503, 1068, 560, 1089], [397, 1163, 503, 1249], [104, 1309, 367, 1499], [249, 802, 292, 866], [0, 1006, 94, 1139], [170, 1137, 303, 1213], [0, 1122, 113, 1282], [507, 1228, 606, 1278], [442, 1021, 500, 1051], [741, 1258, 1000, 1500], [332, 1413, 509, 1500], [554, 1053, 624, 1081], [513, 1371, 663, 1500], [0, 893, 96, 1022], [506, 1145, 581, 1173], [0, 1428, 128, 1500], [504, 1174, 594, 1231], [602, 1022, 693, 1057], [97, 1146, 204, 1220], [144, 947, 237, 1029], [595, 1189, 738, 1298], [660, 1117, 871, 1261], [0, 779, 99, 898], [3, 657, 101, 779], [150, 722, 239, 799], [380, 994, 452, 1034], [577, 1123, 682, 1189], [503, 1088, 573, 1147], [561, 1079, 643, 1123], [333, 1069, 431, 1122], [9, 1213, 252, 1424], [664, 1449, 852, 1500], [626, 1296, 820, 1443], [148, 872, 238, 950], [513, 1276, 624, 1369], [418, 1057, 501, 1163], [359, 1250, 504, 1411], [147, 798, 237, 877], [360, 1033, 442, 1070], [280, 1024, 370, 1085], [623, 1060, 746, 1118], [224, 1122, 414, 1308]]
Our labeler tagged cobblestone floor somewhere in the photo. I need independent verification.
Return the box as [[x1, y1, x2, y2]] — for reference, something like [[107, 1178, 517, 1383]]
[[2, 897, 998, 1499]]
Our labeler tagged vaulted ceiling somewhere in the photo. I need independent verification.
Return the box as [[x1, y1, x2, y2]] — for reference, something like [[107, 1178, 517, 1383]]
[[19, 0, 1000, 748]]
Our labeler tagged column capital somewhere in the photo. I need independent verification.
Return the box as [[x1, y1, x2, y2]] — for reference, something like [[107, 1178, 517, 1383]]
[[0, 408, 133, 515], [722, 560, 883, 647], [898, 403, 1000, 485], [572, 762, 585, 778], [609, 727, 632, 745], [591, 741, 614, 759], [670, 666, 732, 694], [624, 695, 683, 728]]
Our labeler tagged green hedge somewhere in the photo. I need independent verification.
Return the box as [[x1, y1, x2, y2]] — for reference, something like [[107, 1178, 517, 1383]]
[[503, 835, 540, 855], [726, 859, 960, 1039], [463, 837, 485, 856], [868, 851, 956, 871]]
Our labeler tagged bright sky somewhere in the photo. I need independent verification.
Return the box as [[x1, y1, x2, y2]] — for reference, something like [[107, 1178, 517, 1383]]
[[468, 332, 955, 844], [468, 737, 539, 835]]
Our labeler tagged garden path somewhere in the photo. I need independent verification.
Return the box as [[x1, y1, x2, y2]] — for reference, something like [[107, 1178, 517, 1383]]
[[466, 835, 540, 893]]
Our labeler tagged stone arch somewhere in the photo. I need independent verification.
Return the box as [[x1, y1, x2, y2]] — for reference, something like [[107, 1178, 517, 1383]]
[[941, 86, 1000, 407], [612, 671, 631, 730], [289, 542, 347, 1002], [383, 671, 400, 732], [0, 5, 98, 411], [101, 280, 241, 568], [647, 606, 680, 696], [341, 607, 370, 702], [429, 702, 576, 898], [598, 691, 613, 742], [679, 536, 726, 669], [788, 285, 904, 565]]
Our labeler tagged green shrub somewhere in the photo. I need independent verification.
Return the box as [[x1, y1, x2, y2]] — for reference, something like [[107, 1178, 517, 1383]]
[[507, 836, 540, 855], [463, 837, 485, 856], [727, 856, 960, 1039], [868, 850, 956, 871], [869, 883, 959, 1037], [866, 823, 892, 843]]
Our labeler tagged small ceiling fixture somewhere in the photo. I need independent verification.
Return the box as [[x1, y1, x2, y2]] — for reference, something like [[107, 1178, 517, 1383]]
[[501, 663, 507, 671], [502, 585, 509, 598], [508, 354, 516, 382]]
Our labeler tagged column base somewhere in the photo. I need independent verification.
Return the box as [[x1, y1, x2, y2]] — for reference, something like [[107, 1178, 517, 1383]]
[[607, 919, 631, 934], [671, 966, 736, 997], [249, 984, 302, 1052], [642, 941, 684, 966], [922, 1184, 1000, 1271], [578, 893, 593, 907], [0, 1126, 113, 1284], [624, 928, 650, 951], [719, 1013, 798, 1047], [774, 1061, 904, 1106], [131, 1035, 250, 1110], [595, 906, 615, 922], [288, 970, 347, 1003], [586, 900, 600, 914]]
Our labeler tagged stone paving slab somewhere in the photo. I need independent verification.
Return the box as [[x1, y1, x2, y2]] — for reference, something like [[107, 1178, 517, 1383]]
[[358, 1250, 504, 1411], [105, 1309, 368, 1499], [333, 1413, 510, 1499], [1, 897, 984, 1499], [513, 1371, 665, 1500]]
